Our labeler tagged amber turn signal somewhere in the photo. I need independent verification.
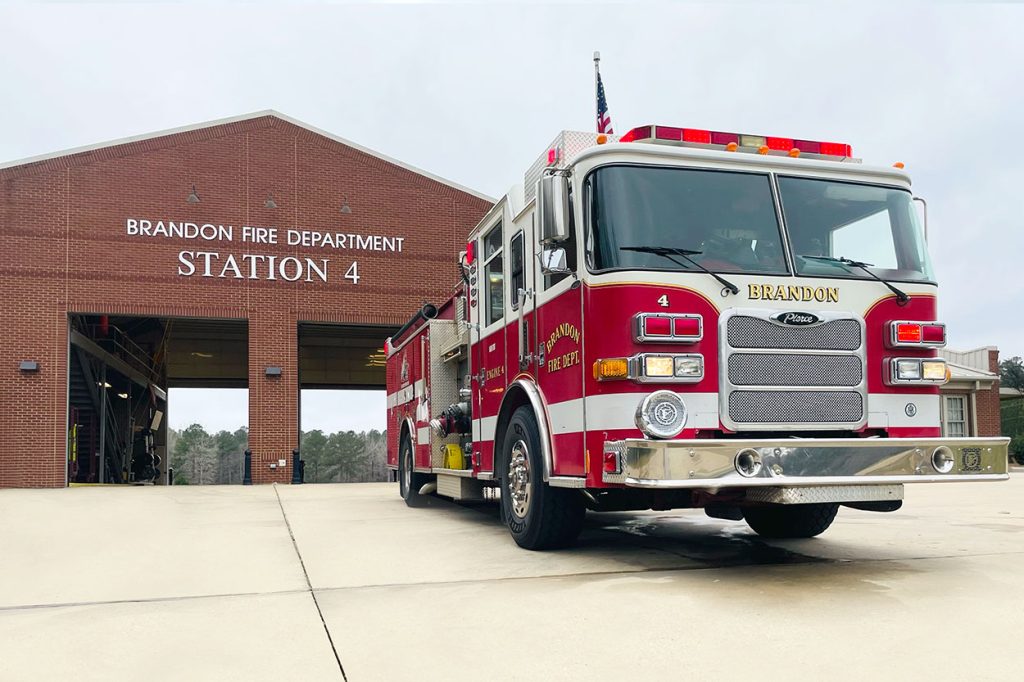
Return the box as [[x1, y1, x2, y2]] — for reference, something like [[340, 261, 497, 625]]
[[593, 358, 629, 381]]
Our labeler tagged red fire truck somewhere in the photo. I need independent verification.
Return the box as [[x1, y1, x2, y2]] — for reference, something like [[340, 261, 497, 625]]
[[385, 126, 1009, 550]]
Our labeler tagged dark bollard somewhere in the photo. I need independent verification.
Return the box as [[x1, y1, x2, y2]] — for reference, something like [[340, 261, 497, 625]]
[[243, 449, 252, 485], [299, 459, 306, 484], [291, 448, 302, 484]]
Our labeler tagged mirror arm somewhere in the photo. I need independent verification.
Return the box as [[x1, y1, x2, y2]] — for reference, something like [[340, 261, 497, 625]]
[[913, 196, 928, 241]]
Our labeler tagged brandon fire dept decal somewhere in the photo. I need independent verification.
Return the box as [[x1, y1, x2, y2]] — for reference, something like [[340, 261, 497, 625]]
[[748, 283, 839, 303], [545, 322, 581, 373]]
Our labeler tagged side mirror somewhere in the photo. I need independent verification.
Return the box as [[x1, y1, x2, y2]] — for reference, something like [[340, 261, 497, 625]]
[[537, 174, 570, 244], [539, 247, 570, 275]]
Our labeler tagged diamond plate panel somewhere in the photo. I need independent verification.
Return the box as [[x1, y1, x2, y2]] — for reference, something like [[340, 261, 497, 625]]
[[745, 485, 904, 505], [428, 319, 465, 468], [524, 130, 619, 202]]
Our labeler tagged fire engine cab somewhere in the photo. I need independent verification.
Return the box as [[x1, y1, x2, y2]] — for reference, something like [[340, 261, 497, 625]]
[[385, 125, 1010, 550]]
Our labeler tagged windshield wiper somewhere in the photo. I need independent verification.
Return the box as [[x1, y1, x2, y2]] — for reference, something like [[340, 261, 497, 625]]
[[800, 255, 910, 305], [621, 245, 739, 295]]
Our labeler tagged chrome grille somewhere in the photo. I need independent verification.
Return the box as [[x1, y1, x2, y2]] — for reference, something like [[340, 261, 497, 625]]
[[728, 353, 863, 387], [721, 310, 867, 430], [729, 391, 864, 424], [727, 316, 861, 350]]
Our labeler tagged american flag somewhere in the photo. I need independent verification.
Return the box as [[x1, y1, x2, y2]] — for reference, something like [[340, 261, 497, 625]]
[[596, 69, 613, 134]]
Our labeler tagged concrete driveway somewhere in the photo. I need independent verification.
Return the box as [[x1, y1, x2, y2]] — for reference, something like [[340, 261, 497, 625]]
[[1, 472, 1022, 681]]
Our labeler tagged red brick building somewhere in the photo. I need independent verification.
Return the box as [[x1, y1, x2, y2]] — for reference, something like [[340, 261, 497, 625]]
[[0, 112, 492, 487], [939, 347, 1002, 438]]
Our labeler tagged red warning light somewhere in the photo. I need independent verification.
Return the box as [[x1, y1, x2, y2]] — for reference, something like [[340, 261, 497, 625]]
[[819, 142, 852, 157], [766, 137, 794, 151], [682, 129, 712, 144]]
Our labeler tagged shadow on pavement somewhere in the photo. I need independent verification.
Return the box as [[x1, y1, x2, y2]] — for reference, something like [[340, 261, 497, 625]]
[[452, 497, 833, 569]]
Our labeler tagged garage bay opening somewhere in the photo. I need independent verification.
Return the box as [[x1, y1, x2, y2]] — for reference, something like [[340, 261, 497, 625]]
[[67, 315, 248, 485], [298, 323, 393, 483]]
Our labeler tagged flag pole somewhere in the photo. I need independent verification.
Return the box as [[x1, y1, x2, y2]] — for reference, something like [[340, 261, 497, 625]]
[[593, 51, 601, 133]]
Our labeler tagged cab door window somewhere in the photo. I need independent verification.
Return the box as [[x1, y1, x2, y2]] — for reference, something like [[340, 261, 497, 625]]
[[482, 223, 504, 326], [510, 231, 525, 310]]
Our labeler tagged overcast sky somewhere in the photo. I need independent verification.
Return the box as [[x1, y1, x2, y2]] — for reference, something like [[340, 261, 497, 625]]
[[4, 2, 1022, 432], [167, 388, 384, 434]]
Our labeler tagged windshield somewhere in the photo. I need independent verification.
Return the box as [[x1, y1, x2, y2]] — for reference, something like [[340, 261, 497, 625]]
[[778, 176, 934, 283], [586, 165, 789, 274]]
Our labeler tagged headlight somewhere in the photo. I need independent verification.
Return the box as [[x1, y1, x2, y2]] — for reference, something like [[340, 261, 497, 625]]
[[635, 391, 687, 439], [922, 360, 947, 381], [644, 355, 675, 377], [637, 353, 704, 382], [674, 356, 703, 377], [889, 358, 948, 385], [895, 359, 921, 380], [595, 354, 704, 383]]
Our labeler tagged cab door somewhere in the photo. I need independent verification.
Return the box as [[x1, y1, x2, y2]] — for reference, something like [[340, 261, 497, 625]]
[[471, 216, 507, 475], [532, 205, 585, 477]]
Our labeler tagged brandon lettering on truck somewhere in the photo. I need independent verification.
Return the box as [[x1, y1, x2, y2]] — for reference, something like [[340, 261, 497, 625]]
[[748, 283, 839, 303]]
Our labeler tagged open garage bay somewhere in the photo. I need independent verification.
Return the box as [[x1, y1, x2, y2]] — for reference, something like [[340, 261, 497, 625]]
[[1, 474, 1022, 680]]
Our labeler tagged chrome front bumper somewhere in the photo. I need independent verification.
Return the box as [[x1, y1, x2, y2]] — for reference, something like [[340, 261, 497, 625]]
[[602, 437, 1010, 489]]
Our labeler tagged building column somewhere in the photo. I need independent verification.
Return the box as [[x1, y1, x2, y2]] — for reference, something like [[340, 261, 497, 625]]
[[248, 311, 299, 483]]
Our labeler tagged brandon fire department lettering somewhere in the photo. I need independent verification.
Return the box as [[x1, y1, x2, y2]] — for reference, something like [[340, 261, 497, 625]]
[[748, 283, 839, 303], [545, 322, 581, 373]]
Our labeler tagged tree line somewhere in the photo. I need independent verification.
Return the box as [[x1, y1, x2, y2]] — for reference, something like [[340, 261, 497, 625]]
[[168, 425, 389, 484], [1000, 356, 1024, 464]]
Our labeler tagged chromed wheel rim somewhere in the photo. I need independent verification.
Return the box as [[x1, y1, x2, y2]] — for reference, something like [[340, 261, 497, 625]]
[[507, 439, 531, 519], [402, 446, 412, 494]]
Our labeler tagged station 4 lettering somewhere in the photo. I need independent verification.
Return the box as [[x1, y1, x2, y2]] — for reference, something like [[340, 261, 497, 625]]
[[177, 252, 332, 282]]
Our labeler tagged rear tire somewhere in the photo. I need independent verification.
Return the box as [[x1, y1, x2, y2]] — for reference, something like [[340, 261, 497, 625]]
[[500, 406, 585, 550], [398, 435, 427, 505], [743, 503, 839, 539]]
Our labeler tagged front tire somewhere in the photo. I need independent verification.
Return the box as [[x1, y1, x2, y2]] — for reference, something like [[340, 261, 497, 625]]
[[743, 503, 839, 539], [398, 435, 427, 505], [500, 407, 585, 550]]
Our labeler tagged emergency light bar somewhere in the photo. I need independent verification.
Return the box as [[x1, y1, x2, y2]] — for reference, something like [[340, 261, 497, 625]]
[[619, 125, 854, 160]]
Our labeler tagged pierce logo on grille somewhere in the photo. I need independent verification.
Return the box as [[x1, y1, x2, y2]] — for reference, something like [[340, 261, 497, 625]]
[[770, 311, 821, 326]]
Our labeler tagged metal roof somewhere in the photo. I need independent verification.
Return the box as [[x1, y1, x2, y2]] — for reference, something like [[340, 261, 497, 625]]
[[945, 360, 998, 384]]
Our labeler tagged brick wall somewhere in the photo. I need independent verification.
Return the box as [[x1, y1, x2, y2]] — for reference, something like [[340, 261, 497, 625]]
[[0, 114, 491, 487], [976, 349, 1002, 437]]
